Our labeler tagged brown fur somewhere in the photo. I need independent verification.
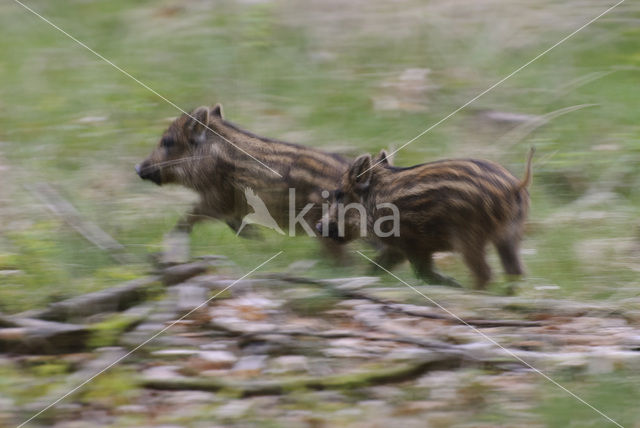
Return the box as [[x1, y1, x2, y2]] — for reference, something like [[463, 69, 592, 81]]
[[136, 104, 350, 256], [321, 149, 534, 289]]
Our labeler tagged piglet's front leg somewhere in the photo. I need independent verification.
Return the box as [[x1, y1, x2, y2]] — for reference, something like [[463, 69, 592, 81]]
[[173, 203, 211, 234], [162, 203, 210, 265]]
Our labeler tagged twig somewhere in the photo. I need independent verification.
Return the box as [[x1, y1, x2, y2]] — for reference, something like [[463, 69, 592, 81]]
[[26, 182, 129, 263], [495, 104, 597, 150]]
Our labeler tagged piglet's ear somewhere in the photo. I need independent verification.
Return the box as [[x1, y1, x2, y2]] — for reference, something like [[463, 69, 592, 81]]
[[211, 103, 224, 119], [187, 106, 210, 141], [349, 154, 372, 191], [375, 149, 391, 166]]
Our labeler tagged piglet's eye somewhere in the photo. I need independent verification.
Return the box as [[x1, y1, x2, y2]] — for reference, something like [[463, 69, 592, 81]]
[[161, 138, 174, 148]]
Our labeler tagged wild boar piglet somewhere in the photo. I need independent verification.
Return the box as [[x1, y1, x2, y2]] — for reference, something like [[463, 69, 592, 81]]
[[319, 148, 534, 289], [136, 104, 350, 258]]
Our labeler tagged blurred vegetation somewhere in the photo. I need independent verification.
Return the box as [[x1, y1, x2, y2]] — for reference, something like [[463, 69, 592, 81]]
[[1, 0, 639, 310], [1, 2, 640, 422], [538, 370, 640, 427], [0, 0, 638, 304]]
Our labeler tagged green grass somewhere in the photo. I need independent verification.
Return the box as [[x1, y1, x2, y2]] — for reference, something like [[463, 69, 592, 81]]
[[1, 0, 639, 313], [537, 371, 640, 427], [2, 3, 640, 426]]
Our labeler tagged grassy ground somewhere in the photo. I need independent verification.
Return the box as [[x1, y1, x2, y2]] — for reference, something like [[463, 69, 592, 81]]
[[1, 0, 639, 305], [1, 0, 639, 423]]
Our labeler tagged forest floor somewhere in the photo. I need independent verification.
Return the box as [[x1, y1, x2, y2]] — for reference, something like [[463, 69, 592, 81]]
[[2, 253, 640, 427]]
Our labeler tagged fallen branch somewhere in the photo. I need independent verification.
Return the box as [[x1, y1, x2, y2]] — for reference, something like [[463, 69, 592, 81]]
[[26, 182, 130, 263], [389, 305, 542, 327], [141, 352, 463, 396], [0, 316, 89, 354], [0, 301, 158, 354], [209, 319, 458, 352], [161, 261, 211, 286], [470, 295, 626, 318], [263, 274, 542, 328], [18, 276, 161, 322]]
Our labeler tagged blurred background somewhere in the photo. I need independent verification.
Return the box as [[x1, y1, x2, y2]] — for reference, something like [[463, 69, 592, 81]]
[[1, 0, 640, 427]]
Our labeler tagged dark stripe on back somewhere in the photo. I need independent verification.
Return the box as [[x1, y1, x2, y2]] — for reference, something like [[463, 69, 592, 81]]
[[220, 119, 348, 165]]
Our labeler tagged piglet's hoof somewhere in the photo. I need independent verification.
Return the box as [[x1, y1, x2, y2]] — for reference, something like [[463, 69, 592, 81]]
[[162, 231, 191, 266]]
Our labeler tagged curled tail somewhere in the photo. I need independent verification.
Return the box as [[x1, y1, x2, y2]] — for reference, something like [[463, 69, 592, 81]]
[[518, 146, 535, 190]]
